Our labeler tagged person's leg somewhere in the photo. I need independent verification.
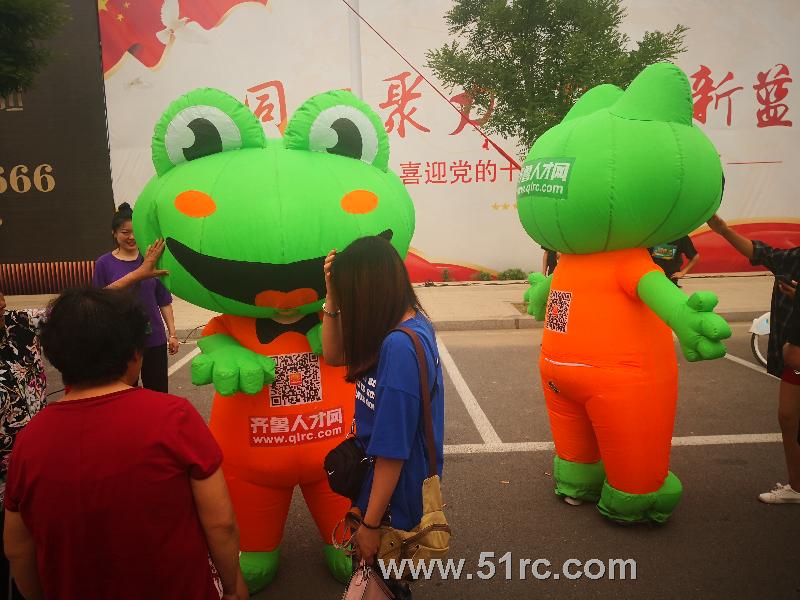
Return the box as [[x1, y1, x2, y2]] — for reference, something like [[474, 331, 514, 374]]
[[759, 376, 800, 503], [778, 380, 800, 490], [140, 344, 168, 393]]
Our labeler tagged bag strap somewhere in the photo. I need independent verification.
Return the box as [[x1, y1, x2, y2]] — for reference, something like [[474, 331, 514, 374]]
[[393, 326, 438, 479]]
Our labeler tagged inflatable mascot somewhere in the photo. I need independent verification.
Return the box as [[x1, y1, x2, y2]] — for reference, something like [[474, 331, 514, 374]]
[[133, 88, 415, 590], [517, 63, 731, 523]]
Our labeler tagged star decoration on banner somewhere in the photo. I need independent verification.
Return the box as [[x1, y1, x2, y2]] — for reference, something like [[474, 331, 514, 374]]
[[98, 0, 109, 11], [490, 202, 518, 211]]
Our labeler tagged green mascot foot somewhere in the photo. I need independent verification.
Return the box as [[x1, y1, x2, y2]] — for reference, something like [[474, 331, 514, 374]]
[[324, 544, 354, 585], [553, 455, 606, 503], [597, 471, 683, 523], [240, 549, 281, 594]]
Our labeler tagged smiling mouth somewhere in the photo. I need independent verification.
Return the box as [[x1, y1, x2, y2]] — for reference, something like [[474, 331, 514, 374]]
[[166, 229, 393, 307]]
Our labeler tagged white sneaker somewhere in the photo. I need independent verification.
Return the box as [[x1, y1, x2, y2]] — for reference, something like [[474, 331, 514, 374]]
[[758, 482, 800, 504], [563, 496, 583, 506]]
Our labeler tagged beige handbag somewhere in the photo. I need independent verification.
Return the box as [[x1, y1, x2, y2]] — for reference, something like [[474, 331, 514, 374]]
[[376, 327, 451, 568]]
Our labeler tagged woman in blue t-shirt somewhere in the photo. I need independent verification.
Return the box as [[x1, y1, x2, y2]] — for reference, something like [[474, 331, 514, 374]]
[[322, 236, 444, 597]]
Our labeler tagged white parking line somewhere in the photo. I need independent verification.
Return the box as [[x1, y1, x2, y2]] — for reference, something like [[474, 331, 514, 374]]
[[437, 336, 503, 444], [724, 352, 778, 378], [168, 347, 201, 376], [444, 433, 783, 455]]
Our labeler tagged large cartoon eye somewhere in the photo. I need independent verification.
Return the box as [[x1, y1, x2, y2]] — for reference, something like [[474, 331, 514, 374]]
[[284, 90, 390, 171], [151, 88, 266, 176], [308, 106, 379, 165], [164, 106, 242, 167]]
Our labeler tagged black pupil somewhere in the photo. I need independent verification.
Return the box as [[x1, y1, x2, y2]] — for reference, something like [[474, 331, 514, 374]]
[[183, 118, 223, 162], [327, 118, 363, 160]]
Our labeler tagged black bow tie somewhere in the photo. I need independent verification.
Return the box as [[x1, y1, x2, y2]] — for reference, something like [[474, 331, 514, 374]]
[[255, 313, 319, 345]]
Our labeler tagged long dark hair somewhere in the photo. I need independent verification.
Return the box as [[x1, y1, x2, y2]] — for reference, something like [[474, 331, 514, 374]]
[[331, 236, 423, 382]]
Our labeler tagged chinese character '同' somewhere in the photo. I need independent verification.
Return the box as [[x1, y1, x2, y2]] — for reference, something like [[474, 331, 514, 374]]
[[449, 88, 495, 135], [244, 80, 287, 128], [754, 63, 793, 128], [690, 65, 743, 127], [379, 72, 430, 138]]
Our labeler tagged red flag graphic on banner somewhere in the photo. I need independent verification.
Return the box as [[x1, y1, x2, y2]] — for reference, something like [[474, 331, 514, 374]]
[[98, 0, 268, 74]]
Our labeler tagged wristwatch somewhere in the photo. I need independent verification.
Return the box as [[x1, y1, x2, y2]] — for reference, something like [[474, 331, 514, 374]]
[[322, 302, 340, 318]]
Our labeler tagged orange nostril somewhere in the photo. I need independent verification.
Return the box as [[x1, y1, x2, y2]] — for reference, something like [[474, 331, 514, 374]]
[[341, 190, 379, 214], [175, 190, 217, 218]]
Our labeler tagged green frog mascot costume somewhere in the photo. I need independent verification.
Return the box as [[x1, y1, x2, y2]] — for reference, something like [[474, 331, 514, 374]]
[[517, 63, 731, 523], [133, 88, 415, 591]]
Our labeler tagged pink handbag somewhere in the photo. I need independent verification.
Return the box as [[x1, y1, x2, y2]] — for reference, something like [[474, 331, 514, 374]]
[[342, 561, 395, 600]]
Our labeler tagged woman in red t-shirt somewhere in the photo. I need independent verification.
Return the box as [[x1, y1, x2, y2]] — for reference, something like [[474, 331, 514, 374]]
[[3, 287, 248, 599]]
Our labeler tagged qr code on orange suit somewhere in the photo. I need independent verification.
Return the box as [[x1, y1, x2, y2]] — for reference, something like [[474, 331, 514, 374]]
[[545, 290, 572, 334], [269, 353, 322, 407]]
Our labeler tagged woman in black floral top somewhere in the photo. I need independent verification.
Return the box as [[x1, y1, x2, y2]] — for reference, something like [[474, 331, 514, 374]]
[[707, 216, 800, 506], [1, 290, 46, 599]]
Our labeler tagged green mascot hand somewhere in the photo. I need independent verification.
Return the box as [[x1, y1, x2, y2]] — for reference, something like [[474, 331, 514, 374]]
[[524, 273, 553, 320], [672, 292, 732, 361], [638, 272, 732, 362], [306, 323, 323, 357], [192, 334, 276, 396]]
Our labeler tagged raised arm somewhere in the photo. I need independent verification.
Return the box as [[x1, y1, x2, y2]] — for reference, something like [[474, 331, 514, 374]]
[[321, 250, 345, 366], [106, 239, 169, 290], [707, 215, 754, 259]]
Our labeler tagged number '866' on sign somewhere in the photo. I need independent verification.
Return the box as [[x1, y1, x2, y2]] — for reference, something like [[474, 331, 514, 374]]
[[0, 165, 56, 194]]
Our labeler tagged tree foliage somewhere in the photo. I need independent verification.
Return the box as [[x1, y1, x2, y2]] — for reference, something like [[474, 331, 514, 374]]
[[427, 0, 688, 150], [0, 0, 70, 97]]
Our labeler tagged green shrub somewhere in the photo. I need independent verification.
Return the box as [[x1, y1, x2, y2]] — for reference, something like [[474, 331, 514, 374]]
[[471, 271, 493, 281], [498, 268, 527, 281]]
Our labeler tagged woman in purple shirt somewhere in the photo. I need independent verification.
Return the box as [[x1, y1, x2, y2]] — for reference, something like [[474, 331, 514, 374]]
[[93, 203, 179, 392]]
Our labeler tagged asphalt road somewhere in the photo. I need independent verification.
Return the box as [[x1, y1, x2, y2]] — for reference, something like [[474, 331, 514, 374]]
[[43, 323, 797, 599]]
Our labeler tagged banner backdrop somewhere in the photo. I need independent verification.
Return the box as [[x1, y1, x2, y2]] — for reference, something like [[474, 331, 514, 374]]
[[88, 1, 800, 279], [0, 0, 115, 293]]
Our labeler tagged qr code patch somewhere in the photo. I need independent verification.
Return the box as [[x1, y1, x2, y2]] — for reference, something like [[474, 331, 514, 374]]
[[545, 290, 572, 334], [269, 352, 322, 407]]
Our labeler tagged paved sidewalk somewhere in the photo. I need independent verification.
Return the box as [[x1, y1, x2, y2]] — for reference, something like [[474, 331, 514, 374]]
[[4, 272, 774, 335]]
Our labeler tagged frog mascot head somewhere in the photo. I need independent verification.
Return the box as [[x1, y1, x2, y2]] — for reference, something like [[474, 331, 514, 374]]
[[516, 63, 731, 524], [133, 88, 414, 592], [134, 88, 414, 322]]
